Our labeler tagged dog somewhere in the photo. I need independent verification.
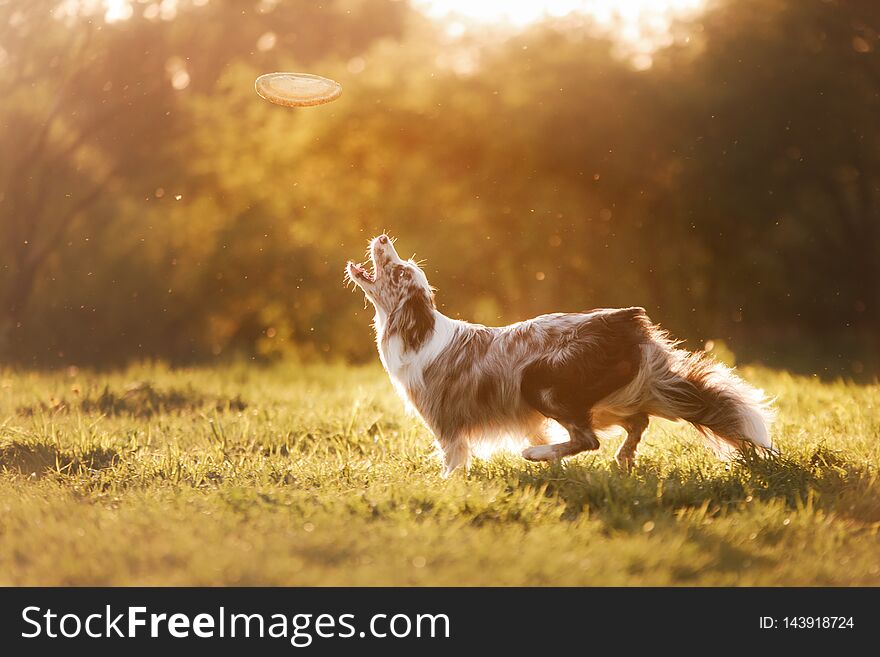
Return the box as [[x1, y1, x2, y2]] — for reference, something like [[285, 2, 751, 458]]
[[346, 235, 775, 476]]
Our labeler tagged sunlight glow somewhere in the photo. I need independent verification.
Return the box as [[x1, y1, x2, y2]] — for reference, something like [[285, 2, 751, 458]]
[[417, 0, 704, 27], [418, 0, 595, 26], [417, 0, 706, 66], [96, 0, 187, 24], [83, 0, 703, 70], [104, 0, 133, 23]]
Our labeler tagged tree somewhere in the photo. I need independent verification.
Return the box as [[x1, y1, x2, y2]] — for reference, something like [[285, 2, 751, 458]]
[[0, 0, 407, 360], [662, 0, 880, 364], [0, 1, 178, 352]]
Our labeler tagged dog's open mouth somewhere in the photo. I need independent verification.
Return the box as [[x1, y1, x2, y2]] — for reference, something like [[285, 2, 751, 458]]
[[348, 261, 376, 283]]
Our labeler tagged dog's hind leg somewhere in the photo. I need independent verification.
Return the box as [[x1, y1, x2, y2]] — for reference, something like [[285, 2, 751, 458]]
[[525, 417, 553, 446], [519, 379, 601, 462], [519, 330, 642, 464], [614, 413, 649, 470], [522, 418, 600, 462]]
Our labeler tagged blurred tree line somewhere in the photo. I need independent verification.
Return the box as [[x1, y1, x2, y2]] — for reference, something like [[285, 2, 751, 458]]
[[1, 0, 878, 376]]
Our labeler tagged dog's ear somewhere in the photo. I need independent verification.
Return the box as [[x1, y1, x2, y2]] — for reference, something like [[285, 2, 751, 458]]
[[390, 289, 435, 351]]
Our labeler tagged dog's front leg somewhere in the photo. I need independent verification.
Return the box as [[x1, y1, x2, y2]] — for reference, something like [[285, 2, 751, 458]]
[[438, 434, 470, 478]]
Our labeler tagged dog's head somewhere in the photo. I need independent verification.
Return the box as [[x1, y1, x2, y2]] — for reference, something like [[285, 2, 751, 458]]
[[346, 235, 435, 349]]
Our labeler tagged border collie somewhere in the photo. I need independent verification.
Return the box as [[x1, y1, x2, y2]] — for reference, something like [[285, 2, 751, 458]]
[[346, 235, 774, 476]]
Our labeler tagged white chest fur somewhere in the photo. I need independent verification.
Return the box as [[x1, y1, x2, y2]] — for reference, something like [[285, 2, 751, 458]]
[[376, 311, 458, 407]]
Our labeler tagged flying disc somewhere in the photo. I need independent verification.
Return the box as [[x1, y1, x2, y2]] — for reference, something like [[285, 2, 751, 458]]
[[254, 72, 342, 107]]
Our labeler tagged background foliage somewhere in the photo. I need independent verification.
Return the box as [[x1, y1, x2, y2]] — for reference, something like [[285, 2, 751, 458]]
[[1, 0, 878, 375]]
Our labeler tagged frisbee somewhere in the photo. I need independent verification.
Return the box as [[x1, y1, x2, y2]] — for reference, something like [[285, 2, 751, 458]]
[[254, 72, 342, 107]]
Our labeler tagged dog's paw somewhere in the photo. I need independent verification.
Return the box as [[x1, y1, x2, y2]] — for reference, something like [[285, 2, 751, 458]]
[[522, 444, 560, 462]]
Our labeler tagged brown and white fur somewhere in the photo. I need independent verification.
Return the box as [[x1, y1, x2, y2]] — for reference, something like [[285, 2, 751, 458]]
[[346, 235, 775, 476]]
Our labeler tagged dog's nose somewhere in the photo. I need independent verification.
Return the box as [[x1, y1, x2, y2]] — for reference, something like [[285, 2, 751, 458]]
[[378, 235, 388, 244]]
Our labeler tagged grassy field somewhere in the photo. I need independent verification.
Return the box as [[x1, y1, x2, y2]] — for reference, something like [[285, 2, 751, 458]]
[[0, 361, 878, 586]]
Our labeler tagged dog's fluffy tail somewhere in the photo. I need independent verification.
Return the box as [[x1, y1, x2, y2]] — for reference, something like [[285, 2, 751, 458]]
[[645, 342, 775, 458]]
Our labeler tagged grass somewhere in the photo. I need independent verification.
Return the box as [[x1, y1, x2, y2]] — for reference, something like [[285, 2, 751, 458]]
[[0, 361, 878, 586]]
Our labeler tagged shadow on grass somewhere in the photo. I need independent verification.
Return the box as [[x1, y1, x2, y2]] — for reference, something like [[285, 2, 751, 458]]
[[0, 440, 121, 477], [17, 382, 247, 419], [472, 444, 880, 528]]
